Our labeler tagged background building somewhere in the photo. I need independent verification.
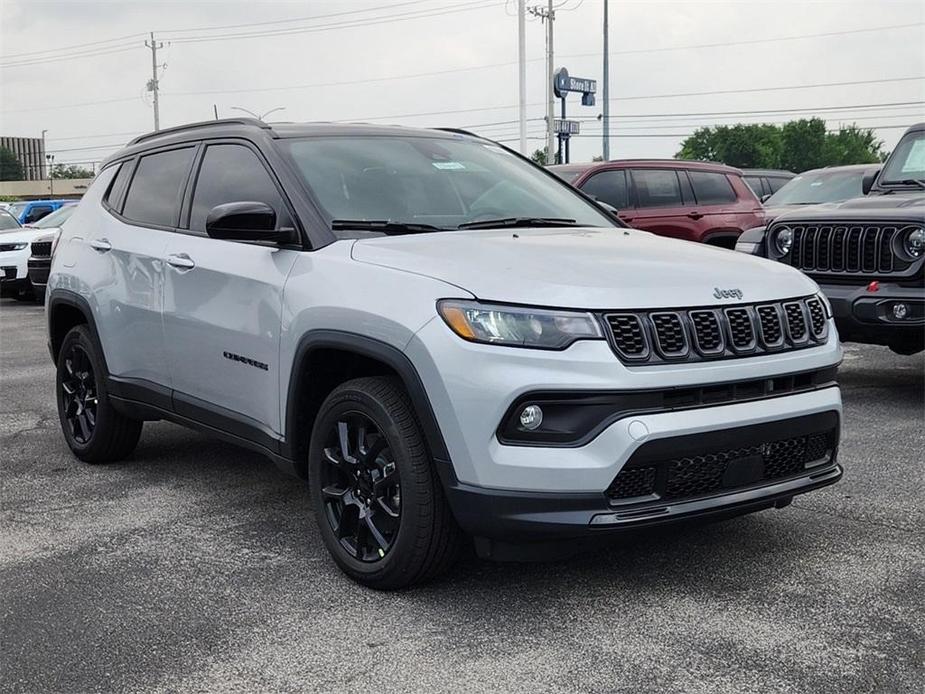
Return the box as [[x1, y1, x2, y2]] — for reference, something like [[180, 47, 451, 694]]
[[0, 135, 46, 180]]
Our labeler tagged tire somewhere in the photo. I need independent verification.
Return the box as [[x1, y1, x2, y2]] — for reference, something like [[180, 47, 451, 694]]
[[56, 325, 143, 463], [308, 376, 462, 590]]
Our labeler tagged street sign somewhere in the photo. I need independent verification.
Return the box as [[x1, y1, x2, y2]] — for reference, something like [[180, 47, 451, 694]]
[[553, 67, 597, 99], [553, 119, 580, 135]]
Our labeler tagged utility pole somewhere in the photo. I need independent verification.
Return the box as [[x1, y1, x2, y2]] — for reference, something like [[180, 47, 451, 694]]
[[41, 129, 48, 180], [529, 2, 556, 164], [517, 0, 527, 154], [602, 0, 610, 160], [145, 32, 164, 131]]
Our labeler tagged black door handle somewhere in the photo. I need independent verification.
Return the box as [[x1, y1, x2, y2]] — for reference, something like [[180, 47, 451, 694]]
[[687, 211, 704, 220]]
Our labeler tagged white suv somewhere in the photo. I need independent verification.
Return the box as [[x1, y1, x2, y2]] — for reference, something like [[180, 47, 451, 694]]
[[46, 120, 843, 588]]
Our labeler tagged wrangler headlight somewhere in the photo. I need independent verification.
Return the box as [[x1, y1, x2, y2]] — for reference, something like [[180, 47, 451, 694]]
[[773, 226, 793, 256], [437, 300, 603, 350]]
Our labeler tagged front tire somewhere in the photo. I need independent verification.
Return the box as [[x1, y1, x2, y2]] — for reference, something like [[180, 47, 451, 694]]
[[56, 325, 143, 463], [308, 376, 462, 589]]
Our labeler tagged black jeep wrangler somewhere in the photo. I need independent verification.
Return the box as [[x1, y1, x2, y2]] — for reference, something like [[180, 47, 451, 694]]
[[737, 122, 925, 355]]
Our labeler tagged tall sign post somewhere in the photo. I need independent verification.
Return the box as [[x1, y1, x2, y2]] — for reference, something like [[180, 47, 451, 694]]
[[552, 67, 596, 164]]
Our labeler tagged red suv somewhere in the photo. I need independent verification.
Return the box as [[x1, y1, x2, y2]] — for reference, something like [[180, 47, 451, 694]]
[[550, 159, 764, 248]]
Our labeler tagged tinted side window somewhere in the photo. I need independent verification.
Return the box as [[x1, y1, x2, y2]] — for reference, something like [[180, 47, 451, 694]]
[[105, 162, 133, 212], [122, 148, 195, 227], [631, 169, 683, 208], [189, 144, 285, 233], [744, 176, 765, 197], [767, 176, 789, 193], [689, 171, 738, 204], [580, 170, 628, 209]]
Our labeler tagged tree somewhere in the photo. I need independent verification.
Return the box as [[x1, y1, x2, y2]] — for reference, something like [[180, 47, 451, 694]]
[[50, 163, 94, 179], [779, 118, 827, 171], [530, 147, 548, 165], [676, 118, 886, 172], [823, 125, 884, 166], [0, 147, 24, 181]]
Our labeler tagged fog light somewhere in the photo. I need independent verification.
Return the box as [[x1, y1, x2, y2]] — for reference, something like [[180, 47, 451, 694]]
[[893, 303, 909, 320], [519, 405, 543, 430]]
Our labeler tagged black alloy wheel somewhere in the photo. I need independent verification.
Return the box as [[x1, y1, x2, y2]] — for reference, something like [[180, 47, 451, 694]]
[[60, 342, 98, 444], [319, 413, 401, 562]]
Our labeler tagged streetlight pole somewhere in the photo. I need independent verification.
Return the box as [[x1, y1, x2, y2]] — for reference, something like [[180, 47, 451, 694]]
[[230, 106, 286, 121], [41, 129, 48, 181], [45, 154, 55, 196], [517, 0, 527, 155], [602, 0, 610, 160]]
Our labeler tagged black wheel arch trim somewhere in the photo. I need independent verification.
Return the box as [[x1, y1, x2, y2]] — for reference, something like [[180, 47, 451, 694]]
[[282, 330, 452, 467], [47, 289, 109, 374]]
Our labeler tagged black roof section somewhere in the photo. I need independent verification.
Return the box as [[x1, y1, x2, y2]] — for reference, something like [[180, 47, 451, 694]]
[[105, 119, 490, 169]]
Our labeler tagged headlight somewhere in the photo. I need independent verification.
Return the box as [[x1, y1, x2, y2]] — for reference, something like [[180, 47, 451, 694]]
[[773, 227, 793, 255], [7, 243, 28, 251], [902, 226, 925, 259], [437, 300, 603, 349]]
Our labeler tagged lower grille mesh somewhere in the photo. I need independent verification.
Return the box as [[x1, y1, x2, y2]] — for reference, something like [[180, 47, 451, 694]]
[[606, 429, 837, 502]]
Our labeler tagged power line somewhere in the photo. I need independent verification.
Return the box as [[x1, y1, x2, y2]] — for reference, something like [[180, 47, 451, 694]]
[[0, 43, 141, 69], [162, 1, 504, 44], [0, 32, 146, 60]]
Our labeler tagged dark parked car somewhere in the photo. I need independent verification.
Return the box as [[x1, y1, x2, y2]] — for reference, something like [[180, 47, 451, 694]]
[[737, 123, 924, 355], [761, 164, 881, 224], [550, 159, 764, 248], [742, 169, 796, 201]]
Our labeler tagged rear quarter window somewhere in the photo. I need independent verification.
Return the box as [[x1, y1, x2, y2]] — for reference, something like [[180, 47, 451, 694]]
[[122, 147, 196, 227], [689, 171, 738, 204]]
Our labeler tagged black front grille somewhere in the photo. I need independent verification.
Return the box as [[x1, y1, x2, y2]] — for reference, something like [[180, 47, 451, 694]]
[[689, 310, 723, 354], [31, 241, 52, 257], [756, 305, 783, 347], [650, 312, 687, 357], [784, 302, 808, 342], [603, 296, 827, 365], [778, 223, 914, 277], [605, 314, 648, 359], [724, 308, 755, 351], [607, 427, 837, 503]]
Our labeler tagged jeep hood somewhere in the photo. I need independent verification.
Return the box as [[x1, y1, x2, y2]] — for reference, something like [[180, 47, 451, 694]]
[[772, 191, 925, 223], [351, 227, 817, 309], [0, 227, 46, 245]]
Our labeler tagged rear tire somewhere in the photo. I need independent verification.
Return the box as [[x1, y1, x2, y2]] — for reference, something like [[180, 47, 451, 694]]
[[56, 325, 143, 463], [308, 376, 462, 589]]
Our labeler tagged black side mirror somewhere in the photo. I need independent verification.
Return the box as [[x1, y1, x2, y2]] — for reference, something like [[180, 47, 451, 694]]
[[205, 201, 292, 242], [861, 169, 880, 195]]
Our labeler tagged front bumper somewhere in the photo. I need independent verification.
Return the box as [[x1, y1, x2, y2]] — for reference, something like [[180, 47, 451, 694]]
[[439, 409, 842, 555], [821, 281, 924, 349]]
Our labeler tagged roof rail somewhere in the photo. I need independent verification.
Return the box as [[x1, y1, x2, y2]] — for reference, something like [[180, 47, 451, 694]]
[[127, 118, 272, 146]]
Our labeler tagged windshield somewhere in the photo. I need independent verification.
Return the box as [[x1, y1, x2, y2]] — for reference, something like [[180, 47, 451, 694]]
[[8, 203, 27, 218], [279, 136, 613, 233], [0, 210, 20, 230], [879, 130, 925, 186], [765, 169, 868, 206], [33, 204, 75, 228]]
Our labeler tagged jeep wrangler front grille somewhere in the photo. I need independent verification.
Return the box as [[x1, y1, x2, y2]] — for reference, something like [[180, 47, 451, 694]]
[[782, 224, 914, 277], [601, 296, 826, 365]]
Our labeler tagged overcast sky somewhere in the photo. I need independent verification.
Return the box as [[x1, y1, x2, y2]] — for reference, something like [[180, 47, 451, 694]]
[[1, 0, 923, 169]]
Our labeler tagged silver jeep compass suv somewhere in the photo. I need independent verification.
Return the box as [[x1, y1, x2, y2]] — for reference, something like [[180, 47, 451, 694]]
[[47, 119, 843, 588]]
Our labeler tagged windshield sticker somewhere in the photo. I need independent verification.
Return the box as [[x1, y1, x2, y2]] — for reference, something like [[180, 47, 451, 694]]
[[901, 139, 925, 173], [432, 161, 466, 170]]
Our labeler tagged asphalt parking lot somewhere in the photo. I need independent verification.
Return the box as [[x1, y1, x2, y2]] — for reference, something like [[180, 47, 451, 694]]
[[1, 296, 922, 694]]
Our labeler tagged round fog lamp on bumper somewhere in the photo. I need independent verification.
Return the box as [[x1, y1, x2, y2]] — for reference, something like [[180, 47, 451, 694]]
[[773, 227, 793, 256], [518, 405, 543, 431]]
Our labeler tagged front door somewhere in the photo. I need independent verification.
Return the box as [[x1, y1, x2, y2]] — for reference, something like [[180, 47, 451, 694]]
[[161, 142, 299, 438]]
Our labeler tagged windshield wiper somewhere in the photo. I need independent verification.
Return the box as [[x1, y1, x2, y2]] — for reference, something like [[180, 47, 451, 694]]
[[457, 216, 579, 230], [881, 179, 925, 192], [331, 219, 447, 234]]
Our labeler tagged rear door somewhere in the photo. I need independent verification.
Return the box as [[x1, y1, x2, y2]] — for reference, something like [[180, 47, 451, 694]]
[[161, 141, 299, 437], [87, 147, 196, 387], [625, 168, 701, 241]]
